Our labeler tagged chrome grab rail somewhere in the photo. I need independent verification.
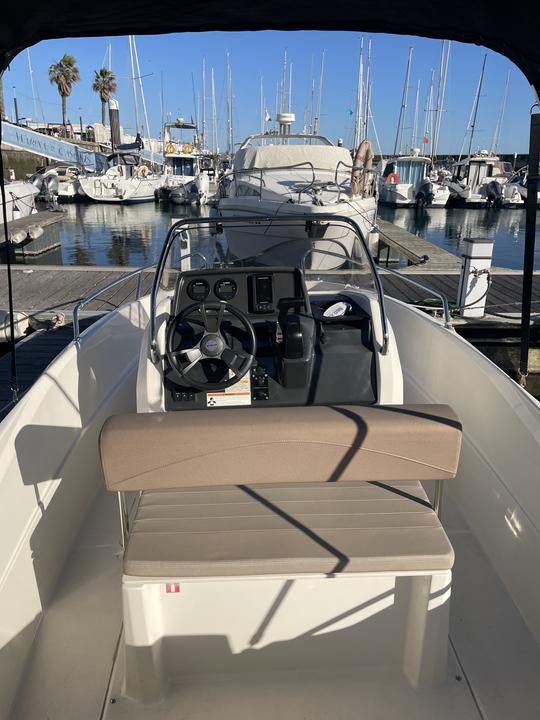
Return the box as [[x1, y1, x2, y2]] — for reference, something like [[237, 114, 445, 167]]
[[224, 162, 317, 203], [72, 263, 155, 341], [377, 265, 454, 328]]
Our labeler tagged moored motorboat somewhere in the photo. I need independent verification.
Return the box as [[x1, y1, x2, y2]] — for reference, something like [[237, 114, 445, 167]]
[[217, 117, 377, 267], [378, 151, 449, 207]]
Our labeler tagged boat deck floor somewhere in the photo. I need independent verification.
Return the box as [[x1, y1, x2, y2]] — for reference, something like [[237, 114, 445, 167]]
[[10, 486, 540, 720]]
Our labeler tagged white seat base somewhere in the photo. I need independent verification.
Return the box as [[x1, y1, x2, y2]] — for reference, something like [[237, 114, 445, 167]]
[[122, 569, 451, 702]]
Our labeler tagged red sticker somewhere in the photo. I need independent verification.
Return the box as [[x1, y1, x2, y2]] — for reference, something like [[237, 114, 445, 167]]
[[166, 583, 180, 593]]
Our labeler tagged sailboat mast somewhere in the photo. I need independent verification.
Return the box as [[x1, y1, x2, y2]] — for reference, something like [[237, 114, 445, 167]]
[[393, 46, 413, 156], [260, 76, 264, 135], [422, 69, 434, 152], [202, 58, 206, 150], [281, 50, 288, 113], [289, 63, 293, 113], [132, 36, 153, 162], [467, 53, 487, 159], [313, 49, 325, 135], [26, 49, 38, 122], [491, 70, 510, 155], [211, 67, 218, 153], [353, 37, 364, 152], [226, 52, 234, 155], [363, 39, 372, 140], [411, 80, 420, 149], [432, 40, 451, 162], [128, 35, 140, 136]]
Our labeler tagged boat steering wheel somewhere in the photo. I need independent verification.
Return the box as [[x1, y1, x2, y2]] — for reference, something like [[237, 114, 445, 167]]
[[165, 301, 256, 391]]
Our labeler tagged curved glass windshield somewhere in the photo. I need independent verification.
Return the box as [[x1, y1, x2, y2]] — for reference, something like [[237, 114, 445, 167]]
[[154, 214, 378, 318]]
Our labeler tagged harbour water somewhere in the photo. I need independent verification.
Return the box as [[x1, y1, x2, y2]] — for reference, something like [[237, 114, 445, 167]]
[[11, 201, 540, 270], [378, 205, 540, 270]]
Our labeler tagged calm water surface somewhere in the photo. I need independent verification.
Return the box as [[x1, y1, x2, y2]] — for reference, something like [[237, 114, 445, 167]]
[[16, 201, 540, 270], [378, 205, 540, 270]]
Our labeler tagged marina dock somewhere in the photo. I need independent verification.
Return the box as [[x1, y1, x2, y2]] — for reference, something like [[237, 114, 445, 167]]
[[0, 209, 65, 244]]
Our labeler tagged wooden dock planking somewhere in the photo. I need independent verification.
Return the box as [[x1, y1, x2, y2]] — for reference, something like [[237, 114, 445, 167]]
[[377, 218, 461, 271]]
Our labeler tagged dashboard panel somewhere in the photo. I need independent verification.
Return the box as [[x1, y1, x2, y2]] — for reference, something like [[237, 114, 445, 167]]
[[164, 268, 377, 411]]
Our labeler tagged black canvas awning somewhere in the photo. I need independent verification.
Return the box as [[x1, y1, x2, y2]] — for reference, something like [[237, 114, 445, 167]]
[[1, 2, 540, 95]]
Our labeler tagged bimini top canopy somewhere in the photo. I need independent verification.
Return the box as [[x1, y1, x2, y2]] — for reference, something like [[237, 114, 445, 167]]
[[1, 1, 540, 94]]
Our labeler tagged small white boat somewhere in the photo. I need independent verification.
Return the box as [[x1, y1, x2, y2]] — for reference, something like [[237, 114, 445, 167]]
[[502, 168, 540, 207], [77, 149, 162, 204], [159, 119, 217, 205], [217, 122, 377, 267], [378, 151, 449, 207], [30, 163, 85, 202], [446, 152, 513, 207], [2, 180, 39, 221]]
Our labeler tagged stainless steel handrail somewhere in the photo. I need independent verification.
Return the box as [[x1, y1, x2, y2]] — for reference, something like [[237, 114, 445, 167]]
[[226, 162, 317, 203], [377, 265, 454, 328], [72, 263, 155, 341]]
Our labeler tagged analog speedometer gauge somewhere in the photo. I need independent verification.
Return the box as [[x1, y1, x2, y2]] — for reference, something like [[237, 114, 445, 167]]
[[186, 279, 210, 301], [214, 278, 238, 301]]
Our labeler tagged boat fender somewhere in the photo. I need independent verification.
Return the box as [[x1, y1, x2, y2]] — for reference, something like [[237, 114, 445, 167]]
[[351, 139, 373, 196], [386, 172, 400, 185]]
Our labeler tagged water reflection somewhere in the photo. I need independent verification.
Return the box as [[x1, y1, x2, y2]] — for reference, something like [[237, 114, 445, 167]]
[[13, 201, 539, 270], [18, 201, 201, 268], [378, 206, 539, 270]]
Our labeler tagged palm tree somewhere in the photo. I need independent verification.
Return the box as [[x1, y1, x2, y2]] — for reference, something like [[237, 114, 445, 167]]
[[48, 54, 80, 127], [92, 68, 117, 126]]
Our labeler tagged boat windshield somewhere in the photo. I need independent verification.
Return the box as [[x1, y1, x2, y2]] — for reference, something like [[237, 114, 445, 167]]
[[153, 214, 379, 318], [172, 157, 195, 176], [394, 159, 429, 185]]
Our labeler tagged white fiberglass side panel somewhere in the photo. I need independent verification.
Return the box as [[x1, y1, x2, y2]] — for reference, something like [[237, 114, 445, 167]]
[[0, 297, 149, 718], [384, 296, 540, 641]]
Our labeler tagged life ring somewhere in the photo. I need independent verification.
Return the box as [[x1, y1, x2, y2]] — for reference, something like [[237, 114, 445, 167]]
[[351, 139, 373, 196], [165, 142, 176, 154], [136, 164, 150, 178], [386, 172, 400, 185], [183, 143, 193, 155]]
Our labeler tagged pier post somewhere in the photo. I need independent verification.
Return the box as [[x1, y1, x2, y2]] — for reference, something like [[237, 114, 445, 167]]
[[457, 237, 494, 318]]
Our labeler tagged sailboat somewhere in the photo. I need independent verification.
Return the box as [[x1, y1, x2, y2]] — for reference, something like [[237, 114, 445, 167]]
[[378, 49, 449, 207]]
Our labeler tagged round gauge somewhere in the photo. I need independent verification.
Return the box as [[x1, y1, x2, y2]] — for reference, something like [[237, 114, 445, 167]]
[[186, 278, 210, 301], [215, 278, 238, 301]]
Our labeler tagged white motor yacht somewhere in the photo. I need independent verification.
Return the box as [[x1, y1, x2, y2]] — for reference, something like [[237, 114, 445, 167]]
[[77, 148, 162, 204], [446, 152, 513, 207], [378, 150, 450, 207], [217, 121, 377, 267], [1, 213, 540, 720], [159, 119, 216, 205]]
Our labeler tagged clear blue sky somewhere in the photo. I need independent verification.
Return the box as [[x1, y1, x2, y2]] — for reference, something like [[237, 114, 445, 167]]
[[3, 31, 536, 154]]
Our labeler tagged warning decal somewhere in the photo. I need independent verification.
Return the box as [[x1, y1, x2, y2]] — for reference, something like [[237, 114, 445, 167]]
[[207, 372, 251, 408]]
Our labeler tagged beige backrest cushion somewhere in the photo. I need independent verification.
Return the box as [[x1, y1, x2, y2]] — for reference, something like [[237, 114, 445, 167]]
[[100, 405, 461, 492]]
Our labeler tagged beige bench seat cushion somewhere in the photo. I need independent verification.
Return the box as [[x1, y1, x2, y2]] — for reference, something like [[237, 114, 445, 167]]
[[124, 481, 454, 577], [101, 405, 462, 492]]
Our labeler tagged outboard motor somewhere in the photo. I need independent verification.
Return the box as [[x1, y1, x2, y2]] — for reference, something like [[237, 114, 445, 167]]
[[30, 172, 44, 191], [41, 174, 59, 199], [486, 180, 503, 208], [415, 179, 435, 207]]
